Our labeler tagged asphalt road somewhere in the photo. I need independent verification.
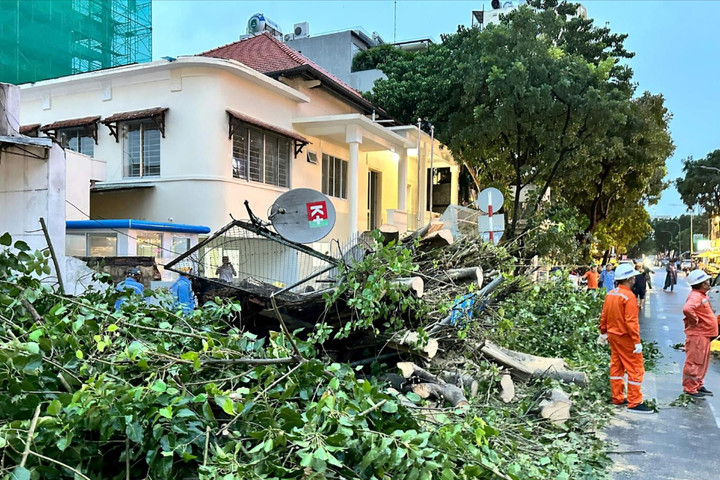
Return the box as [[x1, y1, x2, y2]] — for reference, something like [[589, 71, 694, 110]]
[[602, 271, 720, 479]]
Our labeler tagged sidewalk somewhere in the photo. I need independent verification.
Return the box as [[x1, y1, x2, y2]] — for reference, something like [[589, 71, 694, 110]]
[[602, 272, 720, 479]]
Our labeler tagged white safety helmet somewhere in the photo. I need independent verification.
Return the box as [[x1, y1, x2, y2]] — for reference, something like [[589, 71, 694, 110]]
[[687, 269, 711, 286], [614, 263, 641, 281]]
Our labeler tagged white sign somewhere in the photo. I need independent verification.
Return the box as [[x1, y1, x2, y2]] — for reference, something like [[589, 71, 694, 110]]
[[478, 214, 505, 233], [476, 187, 504, 214]]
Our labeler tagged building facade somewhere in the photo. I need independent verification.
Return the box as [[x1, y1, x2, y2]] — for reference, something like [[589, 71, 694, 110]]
[[18, 33, 457, 257], [0, 0, 152, 84]]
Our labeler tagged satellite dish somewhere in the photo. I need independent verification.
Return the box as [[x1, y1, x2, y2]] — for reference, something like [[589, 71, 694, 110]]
[[270, 188, 336, 244]]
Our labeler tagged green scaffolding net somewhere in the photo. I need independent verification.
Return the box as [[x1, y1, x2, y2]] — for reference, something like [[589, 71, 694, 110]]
[[0, 0, 152, 85]]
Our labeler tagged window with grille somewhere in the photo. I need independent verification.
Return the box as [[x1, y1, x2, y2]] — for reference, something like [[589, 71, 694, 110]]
[[321, 153, 348, 199], [58, 127, 94, 157], [123, 119, 161, 178], [232, 124, 291, 188]]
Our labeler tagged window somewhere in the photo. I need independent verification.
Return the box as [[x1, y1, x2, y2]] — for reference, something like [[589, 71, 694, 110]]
[[232, 125, 291, 187], [87, 233, 117, 257], [321, 153, 348, 199], [65, 233, 86, 257], [136, 233, 163, 260], [59, 128, 94, 157], [172, 236, 191, 255], [123, 119, 161, 178]]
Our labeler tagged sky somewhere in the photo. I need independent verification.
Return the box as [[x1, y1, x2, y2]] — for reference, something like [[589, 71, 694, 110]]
[[151, 0, 720, 218]]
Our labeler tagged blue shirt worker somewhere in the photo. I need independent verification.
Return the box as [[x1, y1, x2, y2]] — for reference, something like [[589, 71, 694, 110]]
[[600, 264, 615, 292], [114, 267, 144, 310], [171, 270, 195, 315]]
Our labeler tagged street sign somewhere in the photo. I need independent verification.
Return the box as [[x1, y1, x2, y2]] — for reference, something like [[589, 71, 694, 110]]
[[478, 214, 505, 233], [476, 187, 504, 214]]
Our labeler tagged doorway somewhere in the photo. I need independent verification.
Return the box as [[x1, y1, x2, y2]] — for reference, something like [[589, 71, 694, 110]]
[[367, 170, 381, 230]]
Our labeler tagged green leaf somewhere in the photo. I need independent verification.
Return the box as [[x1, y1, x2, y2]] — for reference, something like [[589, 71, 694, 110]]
[[0, 232, 12, 246], [28, 329, 44, 341], [76, 350, 84, 359], [539, 456, 551, 465], [381, 401, 398, 413], [158, 407, 173, 419], [25, 342, 40, 354], [47, 399, 63, 415], [13, 240, 30, 251], [10, 466, 31, 480], [151, 380, 167, 393], [108, 324, 119, 332], [215, 396, 235, 415], [126, 421, 144, 443]]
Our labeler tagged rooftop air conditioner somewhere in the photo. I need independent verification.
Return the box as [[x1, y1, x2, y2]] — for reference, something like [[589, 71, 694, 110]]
[[293, 22, 309, 39]]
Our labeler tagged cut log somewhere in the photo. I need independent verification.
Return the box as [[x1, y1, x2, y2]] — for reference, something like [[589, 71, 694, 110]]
[[500, 374, 515, 403], [378, 224, 400, 245], [419, 229, 454, 248], [391, 277, 424, 298], [403, 221, 445, 244], [538, 388, 572, 425], [387, 332, 438, 359], [396, 362, 443, 383], [412, 383, 469, 407], [445, 267, 483, 287], [440, 371, 479, 397], [480, 340, 587, 386]]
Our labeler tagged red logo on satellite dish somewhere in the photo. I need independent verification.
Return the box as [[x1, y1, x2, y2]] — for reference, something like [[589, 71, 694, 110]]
[[307, 201, 329, 228]]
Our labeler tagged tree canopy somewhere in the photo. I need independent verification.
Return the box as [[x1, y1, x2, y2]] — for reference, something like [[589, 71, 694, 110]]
[[360, 0, 673, 253], [676, 150, 720, 215]]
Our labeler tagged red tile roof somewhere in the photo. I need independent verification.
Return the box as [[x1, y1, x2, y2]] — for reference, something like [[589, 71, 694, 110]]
[[102, 107, 168, 124], [200, 32, 378, 110]]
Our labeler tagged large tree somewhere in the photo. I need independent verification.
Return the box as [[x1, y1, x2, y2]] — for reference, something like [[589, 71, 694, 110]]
[[363, 1, 672, 244], [366, 1, 640, 238], [676, 150, 720, 215]]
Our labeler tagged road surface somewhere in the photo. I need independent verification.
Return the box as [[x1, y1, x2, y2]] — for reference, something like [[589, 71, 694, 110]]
[[603, 270, 720, 479]]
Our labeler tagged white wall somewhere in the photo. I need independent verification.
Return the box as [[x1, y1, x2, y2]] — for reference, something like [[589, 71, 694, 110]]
[[0, 143, 67, 281]]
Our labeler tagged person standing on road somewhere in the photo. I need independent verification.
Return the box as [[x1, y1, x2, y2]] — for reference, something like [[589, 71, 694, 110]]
[[632, 263, 648, 310], [600, 264, 615, 292], [584, 265, 600, 291], [681, 269, 719, 398], [598, 263, 654, 413], [662, 261, 677, 292]]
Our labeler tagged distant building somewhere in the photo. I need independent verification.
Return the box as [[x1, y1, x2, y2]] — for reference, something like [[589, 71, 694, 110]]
[[0, 0, 152, 84]]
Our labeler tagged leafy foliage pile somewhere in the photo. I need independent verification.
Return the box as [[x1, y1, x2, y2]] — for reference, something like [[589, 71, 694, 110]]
[[1, 234, 626, 480]]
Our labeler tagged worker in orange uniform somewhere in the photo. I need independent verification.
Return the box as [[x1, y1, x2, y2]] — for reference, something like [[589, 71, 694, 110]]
[[584, 265, 600, 291], [598, 263, 654, 413], [681, 269, 719, 398]]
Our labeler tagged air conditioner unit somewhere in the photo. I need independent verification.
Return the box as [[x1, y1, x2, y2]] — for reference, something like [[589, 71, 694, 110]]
[[293, 22, 309, 39], [284, 33, 292, 42]]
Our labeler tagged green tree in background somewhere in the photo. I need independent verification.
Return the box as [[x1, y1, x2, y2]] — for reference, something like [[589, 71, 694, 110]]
[[361, 0, 672, 248], [676, 150, 720, 215]]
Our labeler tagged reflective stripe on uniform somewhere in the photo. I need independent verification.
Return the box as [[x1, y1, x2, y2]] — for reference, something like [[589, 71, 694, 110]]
[[627, 380, 642, 386], [609, 376, 624, 380], [607, 290, 629, 301]]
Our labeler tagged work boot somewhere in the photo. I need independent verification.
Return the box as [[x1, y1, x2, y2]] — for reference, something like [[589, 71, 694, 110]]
[[612, 399, 628, 406], [698, 386, 714, 396], [628, 403, 655, 414], [686, 391, 709, 398]]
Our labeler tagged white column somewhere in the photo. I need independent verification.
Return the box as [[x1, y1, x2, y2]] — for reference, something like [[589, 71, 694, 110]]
[[398, 150, 407, 211], [346, 125, 362, 240]]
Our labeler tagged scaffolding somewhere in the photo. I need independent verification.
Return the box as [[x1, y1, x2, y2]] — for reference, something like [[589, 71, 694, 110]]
[[0, 0, 152, 85]]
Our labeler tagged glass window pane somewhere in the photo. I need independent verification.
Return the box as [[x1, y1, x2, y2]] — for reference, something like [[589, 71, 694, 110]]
[[278, 138, 291, 188], [65, 233, 86, 257], [341, 159, 348, 199], [248, 129, 263, 182], [172, 236, 191, 255], [88, 234, 116, 256], [67, 133, 78, 152], [136, 233, 162, 260], [321, 154, 329, 195], [142, 124, 161, 177], [232, 125, 248, 179], [124, 125, 141, 177], [334, 157, 342, 199], [264, 135, 279, 186], [80, 135, 94, 157]]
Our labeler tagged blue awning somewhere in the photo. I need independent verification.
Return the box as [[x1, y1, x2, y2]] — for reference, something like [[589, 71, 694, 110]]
[[66, 219, 211, 234]]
